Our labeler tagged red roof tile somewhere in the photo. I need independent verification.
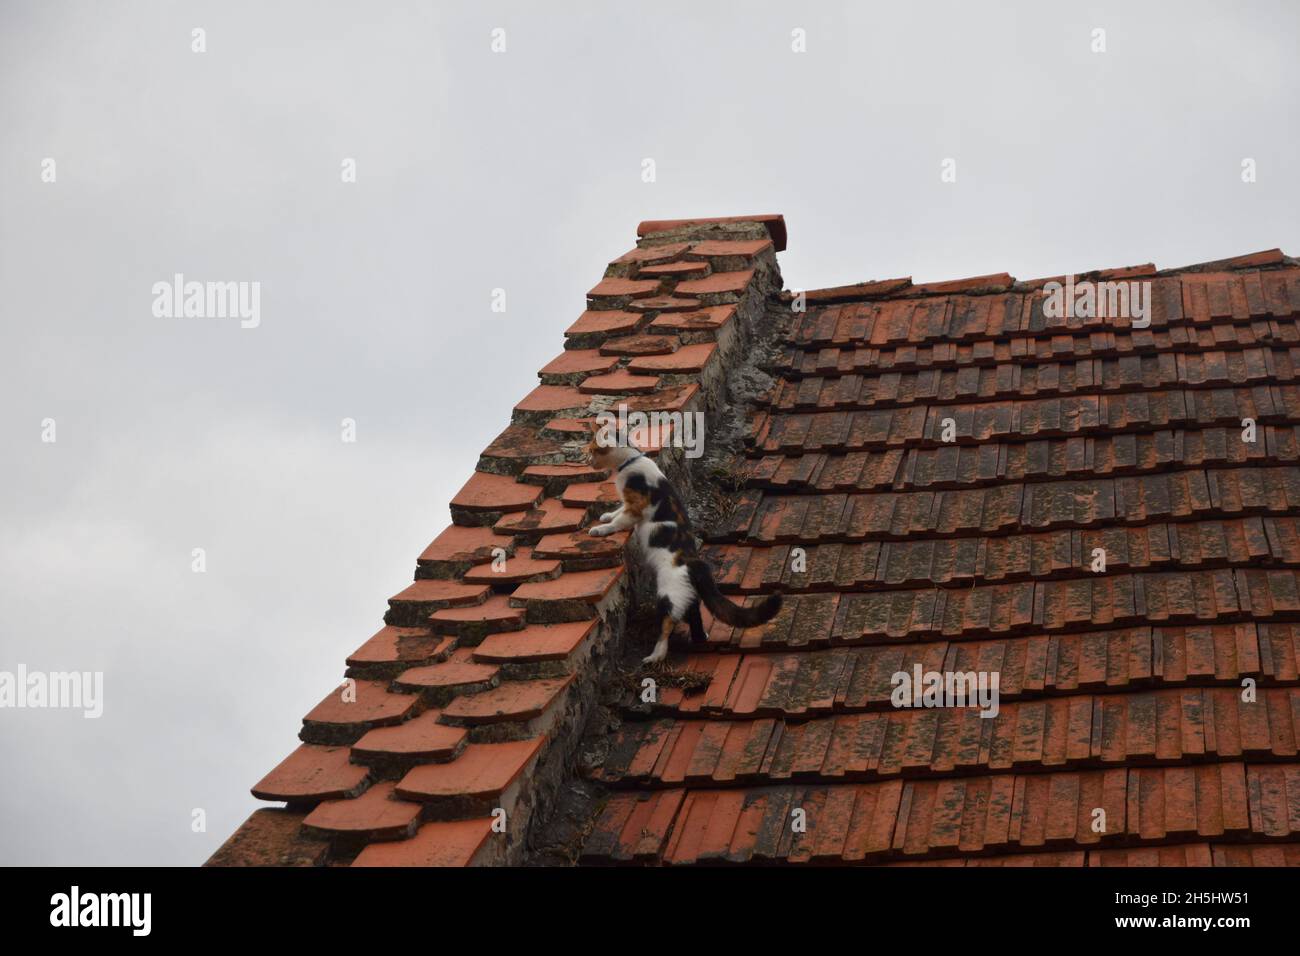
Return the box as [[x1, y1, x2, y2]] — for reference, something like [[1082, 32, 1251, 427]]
[[417, 525, 515, 568], [628, 294, 703, 313], [449, 471, 543, 514], [473, 620, 598, 664], [689, 238, 774, 259], [351, 818, 496, 867], [346, 626, 452, 673], [205, 809, 330, 867], [251, 744, 369, 802], [638, 214, 787, 252], [301, 679, 418, 743], [511, 565, 623, 608], [352, 709, 468, 764], [393, 656, 500, 695], [675, 269, 755, 298], [628, 342, 717, 375], [429, 593, 526, 638], [462, 546, 561, 584], [638, 259, 711, 279], [396, 738, 545, 803], [538, 348, 620, 383], [302, 781, 423, 840], [587, 276, 661, 299], [440, 676, 575, 726], [611, 242, 691, 266], [565, 309, 646, 340], [577, 369, 661, 394]]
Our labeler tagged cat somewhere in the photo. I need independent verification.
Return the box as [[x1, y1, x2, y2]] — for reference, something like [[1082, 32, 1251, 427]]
[[586, 424, 782, 664]]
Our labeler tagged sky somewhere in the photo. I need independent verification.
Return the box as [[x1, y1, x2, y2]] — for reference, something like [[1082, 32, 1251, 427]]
[[0, 0, 1296, 866]]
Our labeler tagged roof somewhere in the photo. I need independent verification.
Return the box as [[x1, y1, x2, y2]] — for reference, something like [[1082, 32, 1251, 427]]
[[208, 214, 1300, 868]]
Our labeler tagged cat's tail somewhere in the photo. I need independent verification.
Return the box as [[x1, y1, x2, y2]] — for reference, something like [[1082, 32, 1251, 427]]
[[687, 559, 783, 628]]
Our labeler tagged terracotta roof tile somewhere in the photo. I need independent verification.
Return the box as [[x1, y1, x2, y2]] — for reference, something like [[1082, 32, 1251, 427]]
[[577, 369, 661, 394], [627, 342, 717, 375], [301, 679, 418, 744], [351, 708, 469, 764], [910, 272, 1016, 295], [587, 276, 661, 299], [393, 656, 500, 696], [599, 334, 679, 356], [449, 471, 543, 514], [396, 737, 545, 804], [493, 497, 588, 537], [638, 259, 711, 279], [473, 620, 598, 664], [417, 524, 515, 569], [564, 309, 647, 342], [628, 294, 703, 313], [205, 809, 330, 867], [560, 480, 619, 510], [385, 579, 489, 626], [351, 818, 496, 867], [302, 781, 423, 840], [637, 214, 787, 251], [649, 303, 737, 337], [675, 270, 755, 299], [511, 565, 623, 609], [611, 242, 692, 266], [251, 744, 369, 802], [345, 626, 453, 674], [688, 238, 774, 259], [440, 675, 575, 726], [512, 384, 592, 420], [429, 594, 526, 639], [537, 349, 619, 384], [462, 545, 561, 584], [531, 529, 628, 570]]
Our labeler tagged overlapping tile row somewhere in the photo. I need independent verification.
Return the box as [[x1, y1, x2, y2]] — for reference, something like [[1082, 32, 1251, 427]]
[[609, 623, 1300, 718], [595, 686, 1300, 787], [742, 426, 1300, 493], [786, 264, 1300, 351], [582, 249, 1300, 867], [773, 348, 1300, 415], [720, 468, 1300, 543], [209, 216, 786, 867], [685, 567, 1300, 647], [702, 515, 1300, 592], [780, 315, 1300, 377], [752, 386, 1300, 454], [583, 761, 1300, 864]]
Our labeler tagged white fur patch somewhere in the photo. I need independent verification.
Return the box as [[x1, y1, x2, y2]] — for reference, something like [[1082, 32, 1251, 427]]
[[614, 455, 663, 494], [636, 522, 694, 618], [642, 637, 669, 664]]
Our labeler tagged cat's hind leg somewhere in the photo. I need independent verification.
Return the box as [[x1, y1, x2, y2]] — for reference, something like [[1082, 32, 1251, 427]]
[[643, 597, 675, 664]]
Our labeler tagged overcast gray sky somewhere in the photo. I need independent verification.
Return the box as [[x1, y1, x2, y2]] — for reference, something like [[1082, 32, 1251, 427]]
[[1, 0, 1297, 865]]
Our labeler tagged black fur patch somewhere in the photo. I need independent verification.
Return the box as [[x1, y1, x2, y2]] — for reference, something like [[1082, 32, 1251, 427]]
[[646, 523, 696, 557], [625, 471, 692, 529]]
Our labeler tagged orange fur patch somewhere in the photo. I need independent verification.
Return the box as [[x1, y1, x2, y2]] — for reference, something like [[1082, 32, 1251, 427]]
[[622, 488, 650, 519]]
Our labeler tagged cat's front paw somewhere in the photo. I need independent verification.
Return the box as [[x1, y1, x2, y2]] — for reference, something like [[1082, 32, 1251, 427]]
[[642, 646, 668, 665], [588, 524, 612, 537], [598, 510, 620, 523]]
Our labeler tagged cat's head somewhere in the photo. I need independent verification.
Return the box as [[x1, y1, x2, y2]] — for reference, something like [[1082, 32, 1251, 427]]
[[585, 419, 636, 469]]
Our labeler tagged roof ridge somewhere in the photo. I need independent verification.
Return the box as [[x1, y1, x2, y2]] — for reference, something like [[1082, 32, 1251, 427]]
[[207, 215, 788, 867], [786, 248, 1294, 305]]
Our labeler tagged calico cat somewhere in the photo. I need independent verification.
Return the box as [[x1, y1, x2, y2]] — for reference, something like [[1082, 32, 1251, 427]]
[[586, 425, 782, 664]]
